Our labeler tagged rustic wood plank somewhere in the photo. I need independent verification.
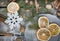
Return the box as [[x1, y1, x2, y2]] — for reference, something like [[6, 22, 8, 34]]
[[0, 32, 13, 36], [0, 14, 6, 22]]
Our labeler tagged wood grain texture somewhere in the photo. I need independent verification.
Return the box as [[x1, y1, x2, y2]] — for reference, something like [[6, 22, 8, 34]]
[[0, 32, 13, 36], [0, 14, 6, 22]]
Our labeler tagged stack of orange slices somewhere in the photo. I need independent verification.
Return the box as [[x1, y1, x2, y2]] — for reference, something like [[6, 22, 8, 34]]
[[37, 16, 60, 41]]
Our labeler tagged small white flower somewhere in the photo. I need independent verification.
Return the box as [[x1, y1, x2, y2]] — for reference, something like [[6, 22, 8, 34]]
[[5, 12, 23, 30]]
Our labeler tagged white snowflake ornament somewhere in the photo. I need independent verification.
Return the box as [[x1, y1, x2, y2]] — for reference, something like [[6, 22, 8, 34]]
[[5, 11, 23, 31]]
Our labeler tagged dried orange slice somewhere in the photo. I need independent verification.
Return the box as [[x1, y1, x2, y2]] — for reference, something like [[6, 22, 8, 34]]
[[7, 2, 19, 13], [48, 23, 60, 36], [59, 27, 60, 33], [37, 28, 51, 41], [38, 16, 49, 28]]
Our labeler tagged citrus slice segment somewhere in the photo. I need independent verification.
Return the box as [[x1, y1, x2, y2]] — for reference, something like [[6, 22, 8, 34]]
[[7, 2, 19, 13], [38, 16, 49, 28], [37, 28, 51, 41], [48, 23, 60, 36]]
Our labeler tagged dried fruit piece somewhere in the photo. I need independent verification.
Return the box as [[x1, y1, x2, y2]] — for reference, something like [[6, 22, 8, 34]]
[[48, 23, 60, 36], [7, 2, 19, 13], [38, 16, 49, 28], [37, 28, 51, 41]]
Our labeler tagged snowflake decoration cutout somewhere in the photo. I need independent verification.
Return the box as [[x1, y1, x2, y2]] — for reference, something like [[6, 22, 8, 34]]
[[5, 11, 23, 30]]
